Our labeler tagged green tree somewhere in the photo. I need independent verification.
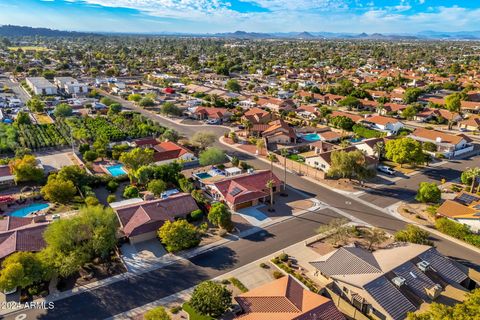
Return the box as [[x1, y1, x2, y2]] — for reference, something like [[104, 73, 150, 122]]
[[364, 228, 388, 251], [100, 97, 115, 106], [329, 116, 355, 131], [9, 155, 44, 183], [144, 306, 171, 320], [338, 96, 361, 109], [123, 185, 139, 199], [407, 289, 480, 320], [0, 252, 52, 292], [158, 220, 200, 252], [54, 103, 73, 118], [119, 148, 154, 172], [108, 103, 122, 115], [147, 179, 167, 197], [41, 206, 118, 277], [225, 79, 241, 92], [160, 102, 182, 116], [445, 93, 461, 129], [199, 148, 227, 166], [385, 137, 425, 167], [128, 93, 142, 102], [416, 182, 441, 203], [189, 280, 232, 317], [26, 98, 45, 113], [394, 225, 433, 245], [401, 106, 418, 120], [208, 203, 233, 231], [178, 177, 194, 193], [461, 167, 480, 192], [328, 150, 374, 182], [403, 88, 423, 104], [139, 97, 155, 107], [15, 111, 31, 125], [41, 175, 77, 204], [191, 131, 216, 149], [435, 218, 470, 240], [83, 150, 98, 162]]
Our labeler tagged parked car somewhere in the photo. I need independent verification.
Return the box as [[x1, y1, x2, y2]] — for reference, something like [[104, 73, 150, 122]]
[[378, 165, 395, 175], [206, 119, 220, 125]]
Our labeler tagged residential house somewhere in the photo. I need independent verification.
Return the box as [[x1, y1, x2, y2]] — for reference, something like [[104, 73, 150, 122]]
[[114, 193, 199, 243], [205, 170, 282, 210], [304, 146, 377, 173], [354, 137, 390, 157], [0, 216, 49, 261], [192, 106, 231, 122], [151, 141, 196, 165], [361, 115, 404, 135], [310, 243, 477, 320], [235, 275, 345, 320], [410, 128, 473, 158], [257, 97, 295, 113], [458, 115, 480, 132], [297, 105, 320, 120], [25, 77, 57, 95], [242, 107, 272, 124], [54, 77, 88, 95], [262, 119, 297, 144], [436, 191, 480, 232], [379, 103, 408, 116], [0, 165, 15, 187], [414, 108, 461, 123]]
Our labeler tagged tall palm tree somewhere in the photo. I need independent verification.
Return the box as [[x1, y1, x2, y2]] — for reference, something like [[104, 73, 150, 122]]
[[280, 148, 289, 195], [266, 179, 275, 212], [242, 119, 253, 137], [466, 167, 480, 193], [373, 141, 385, 160], [267, 152, 277, 173]]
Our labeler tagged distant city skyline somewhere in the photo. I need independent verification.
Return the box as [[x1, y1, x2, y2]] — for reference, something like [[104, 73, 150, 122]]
[[0, 0, 479, 34]]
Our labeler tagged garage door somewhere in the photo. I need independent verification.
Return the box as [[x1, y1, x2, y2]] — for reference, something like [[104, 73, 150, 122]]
[[236, 201, 253, 210]]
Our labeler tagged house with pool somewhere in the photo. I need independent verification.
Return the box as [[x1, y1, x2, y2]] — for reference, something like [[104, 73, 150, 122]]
[[204, 170, 282, 211], [304, 146, 378, 173]]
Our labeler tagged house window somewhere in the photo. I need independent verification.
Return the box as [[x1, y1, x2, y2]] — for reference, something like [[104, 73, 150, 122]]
[[321, 164, 325, 168]]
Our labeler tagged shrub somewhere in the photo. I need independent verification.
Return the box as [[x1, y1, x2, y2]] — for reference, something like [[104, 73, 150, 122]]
[[190, 209, 203, 221], [107, 195, 117, 203], [106, 180, 119, 193], [144, 306, 171, 320], [170, 306, 181, 314], [278, 253, 288, 262], [123, 186, 139, 199], [260, 263, 269, 269], [229, 277, 248, 293], [273, 271, 284, 279], [84, 196, 99, 206]]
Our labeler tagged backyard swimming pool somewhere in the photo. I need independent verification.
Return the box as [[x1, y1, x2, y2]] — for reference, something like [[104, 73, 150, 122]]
[[106, 164, 127, 177], [195, 172, 213, 180], [9, 203, 49, 217], [301, 133, 321, 142]]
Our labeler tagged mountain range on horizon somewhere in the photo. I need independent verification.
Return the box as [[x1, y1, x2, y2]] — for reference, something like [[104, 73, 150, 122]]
[[1, 25, 480, 40]]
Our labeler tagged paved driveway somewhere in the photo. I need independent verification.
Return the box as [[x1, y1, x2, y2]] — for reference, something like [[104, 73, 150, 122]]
[[120, 239, 167, 273]]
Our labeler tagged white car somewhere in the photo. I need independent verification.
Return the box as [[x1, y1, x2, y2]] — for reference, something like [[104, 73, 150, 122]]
[[378, 165, 395, 175]]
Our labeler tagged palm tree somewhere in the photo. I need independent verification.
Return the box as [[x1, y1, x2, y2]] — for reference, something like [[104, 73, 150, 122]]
[[466, 167, 480, 193], [267, 152, 277, 172], [280, 148, 289, 196], [256, 139, 266, 155], [266, 179, 275, 212], [373, 141, 385, 160], [242, 119, 253, 137]]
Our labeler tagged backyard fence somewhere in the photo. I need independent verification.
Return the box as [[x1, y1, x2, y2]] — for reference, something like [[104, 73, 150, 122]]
[[275, 154, 326, 180]]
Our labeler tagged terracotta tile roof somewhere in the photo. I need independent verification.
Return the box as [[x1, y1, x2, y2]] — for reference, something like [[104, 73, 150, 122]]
[[244, 107, 269, 117], [459, 115, 480, 128], [152, 141, 192, 162], [318, 131, 342, 141], [212, 170, 282, 206], [383, 103, 407, 113], [363, 115, 400, 126], [194, 107, 229, 118], [0, 217, 36, 232], [416, 108, 459, 120], [115, 193, 198, 237], [262, 120, 296, 139], [235, 275, 344, 320], [411, 128, 472, 145], [134, 137, 160, 147], [0, 223, 48, 260]]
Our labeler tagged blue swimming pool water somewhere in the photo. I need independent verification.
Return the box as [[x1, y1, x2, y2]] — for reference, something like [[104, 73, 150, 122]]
[[350, 138, 364, 143], [9, 203, 49, 217], [106, 164, 127, 177], [302, 133, 321, 142], [195, 172, 213, 180]]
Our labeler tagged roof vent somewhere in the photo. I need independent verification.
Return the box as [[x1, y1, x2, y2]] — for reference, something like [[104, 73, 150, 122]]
[[392, 276, 406, 288], [417, 260, 431, 272]]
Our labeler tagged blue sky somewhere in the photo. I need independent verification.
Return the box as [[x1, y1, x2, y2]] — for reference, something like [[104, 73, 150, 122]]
[[0, 0, 479, 34]]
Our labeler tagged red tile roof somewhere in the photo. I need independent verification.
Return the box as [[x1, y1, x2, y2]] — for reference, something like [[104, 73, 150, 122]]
[[115, 193, 198, 237], [235, 275, 344, 320], [0, 223, 48, 260], [152, 141, 193, 162], [213, 170, 282, 206]]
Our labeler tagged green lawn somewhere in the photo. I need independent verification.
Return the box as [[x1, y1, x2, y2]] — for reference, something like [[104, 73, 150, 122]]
[[182, 303, 214, 320]]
